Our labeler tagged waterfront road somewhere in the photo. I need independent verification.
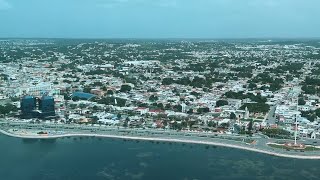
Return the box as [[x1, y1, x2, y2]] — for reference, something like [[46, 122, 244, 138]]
[[2, 121, 320, 159]]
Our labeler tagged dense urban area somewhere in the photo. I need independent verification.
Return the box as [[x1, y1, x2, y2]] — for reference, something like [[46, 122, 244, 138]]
[[1, 38, 320, 143]]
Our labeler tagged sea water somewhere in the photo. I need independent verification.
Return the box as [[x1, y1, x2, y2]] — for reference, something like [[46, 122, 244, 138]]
[[0, 134, 320, 180]]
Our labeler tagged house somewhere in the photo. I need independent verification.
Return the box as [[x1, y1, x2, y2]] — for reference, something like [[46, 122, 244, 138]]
[[148, 109, 165, 116], [135, 107, 149, 115], [90, 89, 105, 96], [298, 105, 311, 112]]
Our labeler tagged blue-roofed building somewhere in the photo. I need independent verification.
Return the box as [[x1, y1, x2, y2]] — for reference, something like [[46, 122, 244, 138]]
[[72, 92, 96, 100]]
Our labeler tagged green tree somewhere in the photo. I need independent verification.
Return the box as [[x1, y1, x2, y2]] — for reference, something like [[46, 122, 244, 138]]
[[149, 95, 158, 102], [298, 98, 306, 105], [83, 86, 92, 93], [162, 78, 174, 85], [216, 100, 228, 107], [120, 84, 132, 92], [240, 103, 270, 113], [248, 83, 257, 90], [208, 121, 216, 127], [230, 112, 237, 120], [187, 109, 193, 114], [248, 120, 253, 133], [106, 90, 114, 95], [72, 96, 80, 101], [69, 104, 77, 109]]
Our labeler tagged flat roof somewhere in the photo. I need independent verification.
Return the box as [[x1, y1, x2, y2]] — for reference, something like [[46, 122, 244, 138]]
[[23, 96, 34, 99], [72, 92, 96, 100]]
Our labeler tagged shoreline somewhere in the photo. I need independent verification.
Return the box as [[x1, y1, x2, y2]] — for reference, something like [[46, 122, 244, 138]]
[[1, 129, 320, 160]]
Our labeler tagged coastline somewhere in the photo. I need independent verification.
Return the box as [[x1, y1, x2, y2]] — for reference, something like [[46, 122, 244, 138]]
[[1, 129, 320, 160]]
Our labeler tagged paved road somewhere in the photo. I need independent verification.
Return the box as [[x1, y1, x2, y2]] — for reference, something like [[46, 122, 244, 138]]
[[3, 121, 320, 157], [266, 105, 277, 125]]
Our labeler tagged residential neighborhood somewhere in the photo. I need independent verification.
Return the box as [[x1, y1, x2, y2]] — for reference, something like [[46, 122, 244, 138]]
[[1, 39, 320, 140]]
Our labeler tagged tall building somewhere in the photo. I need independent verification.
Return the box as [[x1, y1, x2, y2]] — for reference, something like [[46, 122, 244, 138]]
[[21, 96, 36, 117], [39, 96, 55, 117]]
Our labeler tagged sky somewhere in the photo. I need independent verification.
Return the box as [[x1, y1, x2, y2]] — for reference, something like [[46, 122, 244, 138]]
[[0, 0, 319, 38]]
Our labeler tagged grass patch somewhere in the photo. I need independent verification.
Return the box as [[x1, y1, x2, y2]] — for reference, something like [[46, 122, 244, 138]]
[[268, 144, 320, 151]]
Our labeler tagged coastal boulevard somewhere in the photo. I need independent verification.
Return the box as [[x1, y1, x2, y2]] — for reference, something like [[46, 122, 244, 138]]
[[1, 121, 320, 159]]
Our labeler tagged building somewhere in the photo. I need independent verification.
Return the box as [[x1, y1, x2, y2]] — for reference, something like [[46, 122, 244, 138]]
[[39, 96, 55, 117], [21, 95, 56, 119], [72, 92, 96, 100], [20, 96, 36, 117]]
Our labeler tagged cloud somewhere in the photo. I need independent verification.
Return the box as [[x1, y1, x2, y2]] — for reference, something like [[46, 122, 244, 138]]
[[0, 0, 11, 10]]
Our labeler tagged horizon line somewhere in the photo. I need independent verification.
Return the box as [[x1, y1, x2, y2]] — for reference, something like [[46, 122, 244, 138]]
[[1, 37, 320, 40]]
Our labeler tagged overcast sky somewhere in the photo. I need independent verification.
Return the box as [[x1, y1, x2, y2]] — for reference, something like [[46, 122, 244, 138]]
[[0, 0, 319, 38]]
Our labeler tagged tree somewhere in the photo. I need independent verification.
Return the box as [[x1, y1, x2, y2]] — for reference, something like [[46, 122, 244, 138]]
[[165, 103, 172, 110], [72, 96, 80, 101], [96, 97, 127, 107], [240, 103, 270, 113], [91, 116, 99, 124], [83, 86, 92, 93], [302, 85, 317, 95], [106, 90, 114, 95], [298, 98, 306, 105], [63, 93, 71, 100], [248, 120, 253, 133], [248, 83, 257, 90], [187, 109, 193, 114], [79, 103, 86, 109], [102, 86, 108, 91], [262, 128, 291, 138], [197, 107, 210, 114], [157, 103, 164, 110], [216, 100, 228, 107], [162, 78, 174, 85], [149, 95, 158, 102], [92, 105, 99, 111], [190, 91, 201, 97], [120, 84, 132, 92], [301, 110, 317, 122], [315, 109, 320, 118], [0, 103, 18, 115], [174, 105, 182, 112], [230, 112, 237, 120], [208, 121, 216, 127], [69, 104, 77, 109], [220, 123, 229, 129]]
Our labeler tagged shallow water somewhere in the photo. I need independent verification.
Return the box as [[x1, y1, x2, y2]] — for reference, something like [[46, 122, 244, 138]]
[[0, 134, 320, 180]]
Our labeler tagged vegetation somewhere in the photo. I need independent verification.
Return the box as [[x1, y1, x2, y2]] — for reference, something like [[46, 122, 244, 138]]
[[298, 98, 306, 105], [262, 128, 291, 139], [120, 84, 132, 92], [216, 100, 228, 107], [0, 103, 18, 115], [240, 103, 270, 113], [224, 91, 267, 103], [95, 97, 127, 107]]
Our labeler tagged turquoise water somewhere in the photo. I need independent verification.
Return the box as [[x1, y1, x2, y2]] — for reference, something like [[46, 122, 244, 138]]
[[0, 134, 320, 180]]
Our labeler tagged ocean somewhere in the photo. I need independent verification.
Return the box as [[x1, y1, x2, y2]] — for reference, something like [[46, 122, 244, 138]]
[[0, 134, 320, 180]]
